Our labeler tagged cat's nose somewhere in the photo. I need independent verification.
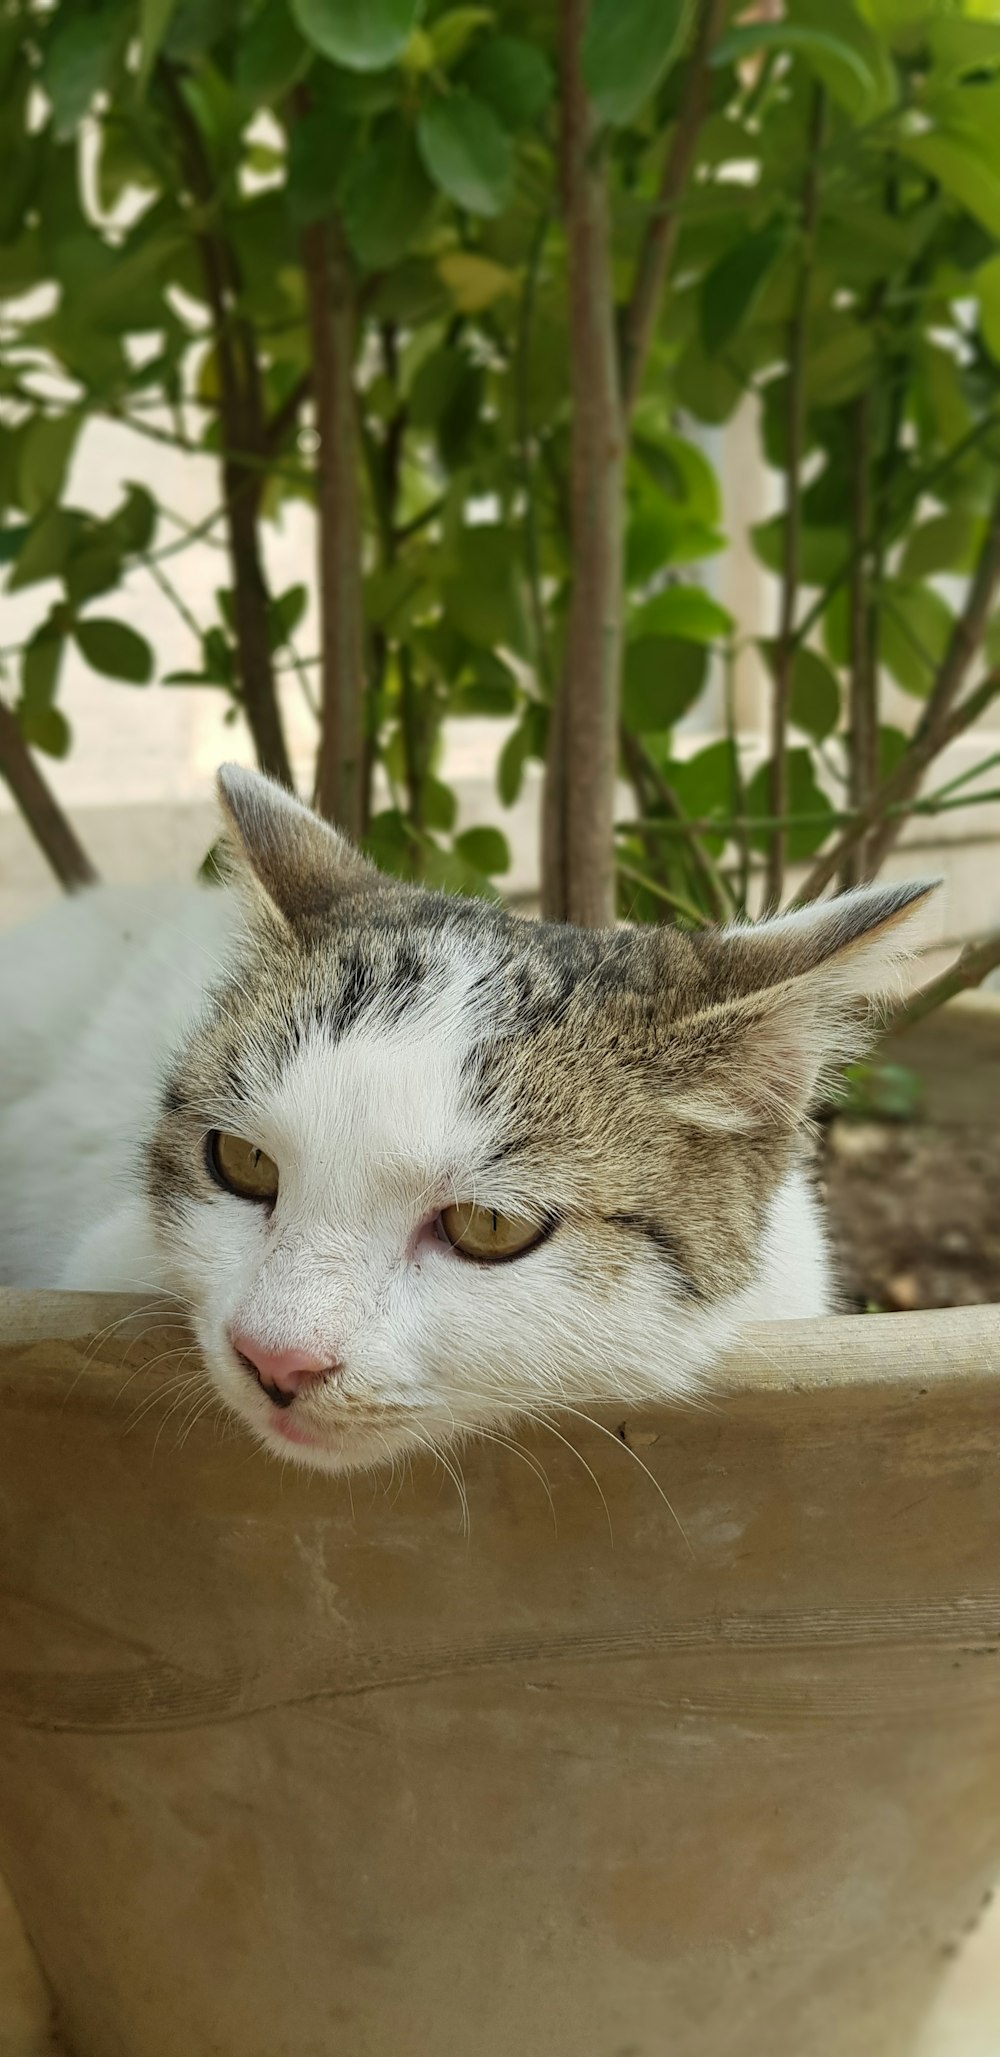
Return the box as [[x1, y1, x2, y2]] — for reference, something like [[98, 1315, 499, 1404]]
[[230, 1330, 342, 1409]]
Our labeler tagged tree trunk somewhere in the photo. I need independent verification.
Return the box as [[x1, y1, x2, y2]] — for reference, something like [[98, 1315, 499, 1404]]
[[0, 697, 98, 889], [304, 217, 366, 841], [541, 0, 624, 928]]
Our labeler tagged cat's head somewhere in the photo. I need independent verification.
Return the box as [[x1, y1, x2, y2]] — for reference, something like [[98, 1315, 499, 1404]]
[[147, 765, 935, 1475]]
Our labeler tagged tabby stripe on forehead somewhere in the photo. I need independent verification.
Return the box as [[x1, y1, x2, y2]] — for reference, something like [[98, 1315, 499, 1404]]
[[604, 1213, 704, 1300], [322, 945, 428, 1039]]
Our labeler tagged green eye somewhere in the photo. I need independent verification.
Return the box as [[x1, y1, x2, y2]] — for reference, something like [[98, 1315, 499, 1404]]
[[208, 1130, 279, 1203], [440, 1202, 546, 1263]]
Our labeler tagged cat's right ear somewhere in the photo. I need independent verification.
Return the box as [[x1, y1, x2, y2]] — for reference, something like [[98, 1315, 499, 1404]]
[[216, 764, 378, 927]]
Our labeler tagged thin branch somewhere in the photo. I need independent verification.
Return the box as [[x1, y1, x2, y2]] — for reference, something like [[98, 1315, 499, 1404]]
[[394, 494, 446, 545], [160, 63, 292, 788], [621, 728, 731, 920], [766, 83, 825, 911], [889, 930, 1000, 1031], [629, 781, 1000, 839], [845, 388, 877, 884], [798, 485, 1000, 900], [302, 208, 365, 836], [789, 405, 1000, 659], [616, 860, 714, 928], [865, 478, 1000, 872], [541, 0, 624, 926], [264, 367, 312, 457], [516, 207, 554, 695], [0, 697, 98, 889], [723, 638, 751, 912], [139, 548, 205, 647], [620, 0, 730, 415]]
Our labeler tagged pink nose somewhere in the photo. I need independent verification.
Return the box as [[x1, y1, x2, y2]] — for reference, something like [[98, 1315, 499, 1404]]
[[230, 1330, 341, 1408]]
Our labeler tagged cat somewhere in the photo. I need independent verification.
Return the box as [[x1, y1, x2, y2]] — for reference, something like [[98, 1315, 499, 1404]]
[[0, 763, 935, 1476]]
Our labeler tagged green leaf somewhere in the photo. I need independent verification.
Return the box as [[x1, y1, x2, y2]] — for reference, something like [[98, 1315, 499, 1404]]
[[900, 513, 983, 580], [423, 774, 457, 832], [442, 526, 529, 654], [899, 133, 1000, 243], [65, 538, 122, 606], [451, 651, 519, 722], [287, 107, 358, 226], [164, 0, 242, 57], [17, 414, 80, 516], [976, 251, 1000, 366], [790, 648, 840, 745], [822, 588, 850, 671], [290, 0, 420, 71], [409, 344, 484, 466], [453, 825, 511, 875], [42, 0, 128, 138], [667, 739, 737, 825], [236, 0, 310, 102], [745, 749, 834, 861], [7, 509, 81, 591], [622, 638, 707, 733], [450, 676, 518, 717], [463, 35, 553, 129], [268, 584, 308, 649], [880, 581, 954, 698], [805, 320, 874, 406], [928, 14, 1000, 79], [714, 22, 881, 118], [839, 1059, 923, 1125], [365, 558, 432, 632], [75, 617, 154, 683], [673, 342, 743, 425], [878, 724, 908, 781], [437, 250, 517, 312], [584, 0, 690, 127], [430, 8, 493, 69], [110, 483, 157, 555], [497, 702, 546, 805], [19, 703, 72, 758], [421, 843, 501, 900], [342, 124, 434, 268], [760, 642, 840, 743], [417, 91, 513, 217], [700, 221, 788, 357], [138, 0, 180, 89], [752, 518, 847, 588], [0, 523, 29, 565], [20, 621, 65, 714], [364, 807, 418, 879], [632, 436, 687, 504], [632, 585, 733, 645], [202, 627, 235, 683]]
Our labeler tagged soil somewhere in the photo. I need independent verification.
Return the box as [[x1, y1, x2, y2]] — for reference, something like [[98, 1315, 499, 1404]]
[[821, 1118, 1000, 1313], [816, 996, 1000, 1315]]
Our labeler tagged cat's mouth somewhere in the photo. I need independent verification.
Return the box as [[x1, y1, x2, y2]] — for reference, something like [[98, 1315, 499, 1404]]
[[247, 1394, 432, 1470]]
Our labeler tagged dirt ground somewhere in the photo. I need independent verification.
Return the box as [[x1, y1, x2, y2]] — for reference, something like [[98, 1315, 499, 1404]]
[[822, 1117, 1000, 1312], [818, 997, 1000, 1315]]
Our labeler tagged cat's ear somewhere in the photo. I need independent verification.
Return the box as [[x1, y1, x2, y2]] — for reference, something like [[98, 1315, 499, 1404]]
[[663, 879, 939, 1131], [216, 764, 378, 926]]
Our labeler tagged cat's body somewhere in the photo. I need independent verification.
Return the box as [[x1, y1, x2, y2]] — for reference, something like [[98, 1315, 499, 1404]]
[[0, 767, 933, 1475]]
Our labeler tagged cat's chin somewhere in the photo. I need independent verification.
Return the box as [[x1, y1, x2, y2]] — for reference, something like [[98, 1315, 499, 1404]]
[[242, 1403, 434, 1477]]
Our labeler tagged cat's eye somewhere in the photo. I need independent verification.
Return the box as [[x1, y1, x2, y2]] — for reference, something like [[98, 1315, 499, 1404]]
[[207, 1130, 279, 1204], [439, 1201, 546, 1264]]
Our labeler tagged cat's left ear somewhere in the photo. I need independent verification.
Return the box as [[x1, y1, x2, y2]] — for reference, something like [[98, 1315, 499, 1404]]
[[663, 879, 939, 1131], [216, 764, 379, 926]]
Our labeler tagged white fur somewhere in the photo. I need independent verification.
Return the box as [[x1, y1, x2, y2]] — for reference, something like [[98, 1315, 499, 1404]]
[[0, 882, 836, 1476]]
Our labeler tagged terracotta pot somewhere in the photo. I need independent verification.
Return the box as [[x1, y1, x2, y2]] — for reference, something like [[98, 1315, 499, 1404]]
[[0, 1291, 998, 2057]]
